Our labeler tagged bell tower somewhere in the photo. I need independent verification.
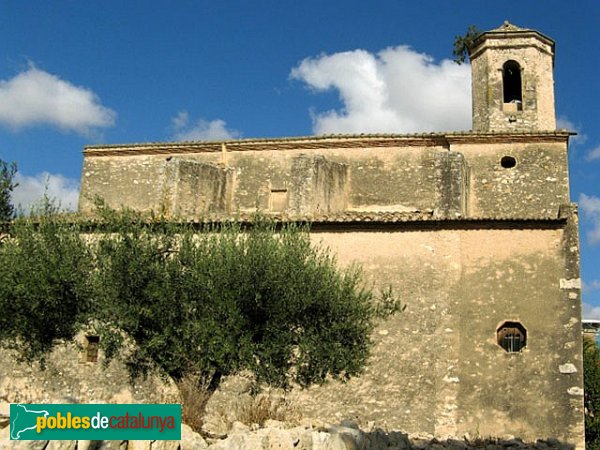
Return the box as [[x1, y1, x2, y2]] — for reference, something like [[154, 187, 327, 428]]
[[469, 21, 556, 132]]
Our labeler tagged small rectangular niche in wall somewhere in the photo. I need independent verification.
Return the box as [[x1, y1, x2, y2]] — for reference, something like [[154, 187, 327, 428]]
[[84, 335, 100, 363], [269, 189, 288, 212]]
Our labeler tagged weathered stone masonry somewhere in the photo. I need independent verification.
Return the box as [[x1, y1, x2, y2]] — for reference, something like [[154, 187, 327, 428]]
[[0, 22, 585, 449]]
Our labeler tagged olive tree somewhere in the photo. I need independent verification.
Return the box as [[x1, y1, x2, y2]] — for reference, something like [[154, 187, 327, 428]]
[[92, 211, 391, 390], [0, 159, 18, 222], [0, 205, 402, 429]]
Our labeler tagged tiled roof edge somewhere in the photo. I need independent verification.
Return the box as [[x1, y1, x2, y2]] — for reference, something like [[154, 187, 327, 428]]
[[84, 131, 573, 153], [70, 211, 567, 225]]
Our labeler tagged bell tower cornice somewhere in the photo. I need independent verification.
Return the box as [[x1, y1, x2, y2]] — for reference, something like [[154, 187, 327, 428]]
[[469, 21, 555, 64]]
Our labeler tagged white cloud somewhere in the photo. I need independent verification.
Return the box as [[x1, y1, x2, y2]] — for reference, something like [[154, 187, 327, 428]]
[[12, 172, 80, 213], [584, 280, 600, 292], [586, 145, 600, 161], [579, 193, 600, 245], [0, 66, 115, 136], [171, 111, 190, 130], [580, 194, 600, 215], [556, 116, 586, 145], [290, 46, 472, 134], [171, 111, 240, 141], [583, 302, 600, 320]]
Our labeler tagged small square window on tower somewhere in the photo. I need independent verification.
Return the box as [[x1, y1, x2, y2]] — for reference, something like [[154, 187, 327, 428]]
[[84, 335, 100, 363]]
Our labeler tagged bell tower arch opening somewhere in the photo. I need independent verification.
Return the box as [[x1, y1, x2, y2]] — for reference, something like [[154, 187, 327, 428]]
[[502, 60, 522, 108]]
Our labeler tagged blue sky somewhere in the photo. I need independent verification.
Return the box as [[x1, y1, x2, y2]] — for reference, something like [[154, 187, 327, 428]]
[[1, 1, 600, 316]]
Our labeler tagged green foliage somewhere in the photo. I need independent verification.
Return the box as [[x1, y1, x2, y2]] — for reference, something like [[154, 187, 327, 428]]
[[0, 202, 403, 392], [0, 203, 94, 362], [93, 210, 385, 389], [453, 25, 481, 65], [585, 337, 600, 449], [0, 159, 18, 222]]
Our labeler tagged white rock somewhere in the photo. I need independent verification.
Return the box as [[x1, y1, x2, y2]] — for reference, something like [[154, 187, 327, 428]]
[[150, 440, 179, 450], [180, 424, 208, 450], [567, 387, 584, 396], [332, 426, 366, 450], [209, 432, 264, 450], [97, 441, 126, 450], [264, 427, 295, 449], [443, 376, 460, 383], [263, 419, 286, 429], [311, 431, 332, 450], [324, 433, 348, 450], [560, 278, 581, 290], [77, 441, 93, 450], [46, 442, 77, 450], [0, 428, 47, 450], [127, 440, 152, 450], [559, 363, 577, 374]]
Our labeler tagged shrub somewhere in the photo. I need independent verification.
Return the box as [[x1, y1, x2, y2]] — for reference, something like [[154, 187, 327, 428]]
[[584, 337, 600, 449], [0, 206, 94, 362], [452, 25, 481, 65], [0, 159, 17, 222]]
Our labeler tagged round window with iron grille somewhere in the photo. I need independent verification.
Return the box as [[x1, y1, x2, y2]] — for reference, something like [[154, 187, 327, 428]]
[[497, 321, 526, 353]]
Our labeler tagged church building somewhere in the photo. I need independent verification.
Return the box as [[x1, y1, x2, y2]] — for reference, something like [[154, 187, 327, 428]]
[[78, 21, 584, 446], [7, 22, 585, 447]]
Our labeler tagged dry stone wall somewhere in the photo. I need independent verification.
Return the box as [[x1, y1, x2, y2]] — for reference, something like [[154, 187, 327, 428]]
[[0, 338, 178, 406], [0, 420, 579, 450]]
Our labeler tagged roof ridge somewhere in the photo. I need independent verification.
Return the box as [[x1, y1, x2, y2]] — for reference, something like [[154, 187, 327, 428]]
[[84, 130, 573, 151]]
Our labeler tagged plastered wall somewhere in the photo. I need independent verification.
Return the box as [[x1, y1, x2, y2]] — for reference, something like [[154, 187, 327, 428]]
[[289, 221, 583, 446], [79, 135, 569, 221]]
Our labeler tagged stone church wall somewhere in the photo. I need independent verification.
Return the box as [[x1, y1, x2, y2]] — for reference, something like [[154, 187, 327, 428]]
[[79, 134, 570, 222], [4, 21, 585, 449], [286, 219, 583, 444], [0, 215, 583, 445]]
